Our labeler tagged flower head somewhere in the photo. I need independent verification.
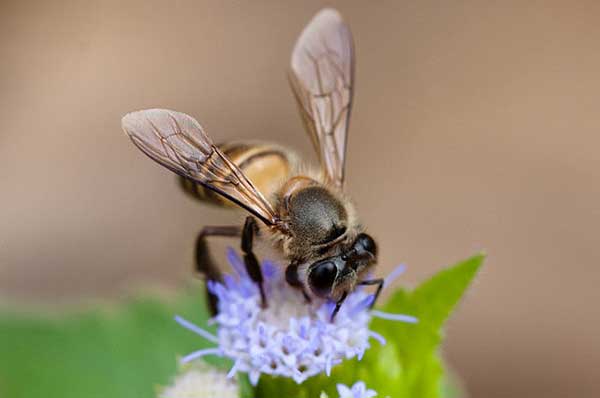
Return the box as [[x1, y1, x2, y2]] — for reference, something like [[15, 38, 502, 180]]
[[176, 248, 416, 385], [159, 363, 238, 398], [336, 381, 378, 398]]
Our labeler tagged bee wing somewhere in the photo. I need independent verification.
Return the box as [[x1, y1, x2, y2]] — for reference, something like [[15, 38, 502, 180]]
[[289, 8, 354, 188], [122, 109, 283, 228]]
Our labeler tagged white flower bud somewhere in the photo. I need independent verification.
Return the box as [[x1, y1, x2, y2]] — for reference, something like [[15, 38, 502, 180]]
[[159, 364, 238, 398]]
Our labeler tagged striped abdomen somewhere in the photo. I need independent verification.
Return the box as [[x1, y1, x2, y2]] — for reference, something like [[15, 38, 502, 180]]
[[179, 142, 296, 208]]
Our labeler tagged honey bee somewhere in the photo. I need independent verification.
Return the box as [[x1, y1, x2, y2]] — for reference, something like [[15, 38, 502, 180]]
[[122, 9, 382, 319]]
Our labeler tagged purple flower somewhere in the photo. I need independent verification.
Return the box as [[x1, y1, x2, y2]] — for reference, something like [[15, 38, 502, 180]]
[[336, 381, 377, 398], [175, 248, 416, 385]]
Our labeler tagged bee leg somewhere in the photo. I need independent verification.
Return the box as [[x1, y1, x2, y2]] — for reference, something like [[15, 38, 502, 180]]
[[196, 225, 241, 315], [241, 216, 267, 308], [285, 263, 312, 303], [331, 291, 348, 322], [358, 278, 385, 309]]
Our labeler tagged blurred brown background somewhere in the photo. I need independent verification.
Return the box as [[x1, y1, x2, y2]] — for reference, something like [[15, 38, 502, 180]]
[[1, 1, 599, 397]]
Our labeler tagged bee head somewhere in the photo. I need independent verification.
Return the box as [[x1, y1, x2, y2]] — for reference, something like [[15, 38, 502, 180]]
[[307, 233, 377, 300]]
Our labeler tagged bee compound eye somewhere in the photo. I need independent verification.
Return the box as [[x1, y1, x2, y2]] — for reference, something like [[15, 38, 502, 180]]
[[356, 233, 377, 257], [308, 261, 337, 297]]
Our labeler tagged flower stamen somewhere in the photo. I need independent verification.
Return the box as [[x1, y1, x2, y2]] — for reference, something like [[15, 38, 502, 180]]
[[181, 348, 222, 363], [370, 310, 418, 323], [174, 315, 219, 343], [383, 264, 406, 290]]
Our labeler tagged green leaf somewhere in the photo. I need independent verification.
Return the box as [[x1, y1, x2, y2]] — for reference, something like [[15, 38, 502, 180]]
[[237, 373, 255, 398], [441, 372, 467, 398], [256, 253, 484, 398], [0, 284, 224, 398], [363, 253, 484, 398], [386, 252, 484, 329]]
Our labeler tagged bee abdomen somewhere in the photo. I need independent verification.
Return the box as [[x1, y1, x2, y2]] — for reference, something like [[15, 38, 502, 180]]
[[179, 142, 295, 208]]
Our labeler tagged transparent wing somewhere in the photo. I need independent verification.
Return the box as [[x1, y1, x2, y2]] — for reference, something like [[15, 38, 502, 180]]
[[122, 109, 282, 228], [289, 8, 354, 187]]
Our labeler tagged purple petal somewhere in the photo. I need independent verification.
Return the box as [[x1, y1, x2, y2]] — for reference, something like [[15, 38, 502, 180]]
[[357, 348, 366, 361], [226, 361, 239, 379], [368, 331, 386, 345], [371, 310, 418, 323], [349, 294, 375, 316], [352, 381, 367, 395], [174, 315, 219, 343], [384, 264, 406, 290], [206, 280, 217, 294], [337, 384, 352, 397], [325, 356, 333, 376], [261, 259, 278, 279], [226, 247, 246, 276], [223, 274, 237, 290], [180, 348, 221, 363], [249, 370, 261, 386]]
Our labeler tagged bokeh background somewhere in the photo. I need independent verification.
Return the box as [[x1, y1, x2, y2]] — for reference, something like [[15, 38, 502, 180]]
[[1, 1, 599, 397]]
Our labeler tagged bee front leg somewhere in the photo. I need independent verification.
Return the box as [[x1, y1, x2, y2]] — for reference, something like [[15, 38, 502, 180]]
[[196, 225, 242, 315], [358, 278, 384, 309], [331, 291, 348, 322], [241, 216, 268, 308]]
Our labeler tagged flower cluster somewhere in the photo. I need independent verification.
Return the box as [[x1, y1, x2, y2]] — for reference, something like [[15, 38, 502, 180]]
[[176, 248, 416, 386]]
